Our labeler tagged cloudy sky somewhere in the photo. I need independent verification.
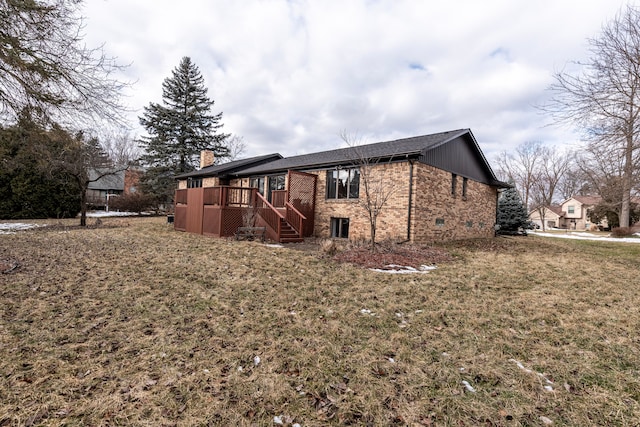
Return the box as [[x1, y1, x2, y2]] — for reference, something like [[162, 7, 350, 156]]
[[82, 0, 629, 160]]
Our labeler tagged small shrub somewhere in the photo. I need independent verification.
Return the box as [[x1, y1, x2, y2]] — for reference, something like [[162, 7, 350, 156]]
[[109, 192, 154, 213], [320, 239, 337, 255], [610, 227, 635, 238]]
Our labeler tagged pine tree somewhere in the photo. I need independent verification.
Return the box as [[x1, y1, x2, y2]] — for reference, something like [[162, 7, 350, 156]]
[[139, 57, 229, 204], [0, 115, 82, 219], [496, 186, 531, 235]]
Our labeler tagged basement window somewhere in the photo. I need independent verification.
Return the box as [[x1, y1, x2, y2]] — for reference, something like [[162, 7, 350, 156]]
[[330, 217, 350, 238]]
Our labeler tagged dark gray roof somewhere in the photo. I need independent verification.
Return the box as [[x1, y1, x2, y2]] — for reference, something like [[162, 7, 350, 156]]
[[173, 129, 507, 187], [175, 153, 283, 179], [236, 129, 468, 176]]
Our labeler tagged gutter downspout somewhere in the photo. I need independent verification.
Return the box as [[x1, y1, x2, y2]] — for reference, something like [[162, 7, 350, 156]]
[[407, 159, 414, 241]]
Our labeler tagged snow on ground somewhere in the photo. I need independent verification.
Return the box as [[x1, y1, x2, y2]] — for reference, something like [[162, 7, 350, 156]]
[[85, 210, 143, 217], [369, 265, 438, 274], [0, 223, 42, 234], [530, 230, 640, 243]]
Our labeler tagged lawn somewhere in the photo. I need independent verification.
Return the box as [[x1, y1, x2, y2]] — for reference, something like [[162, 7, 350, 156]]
[[1, 217, 640, 426]]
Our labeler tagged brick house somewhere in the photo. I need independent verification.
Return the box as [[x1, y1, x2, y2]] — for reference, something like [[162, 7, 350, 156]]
[[86, 167, 144, 210], [174, 129, 508, 243]]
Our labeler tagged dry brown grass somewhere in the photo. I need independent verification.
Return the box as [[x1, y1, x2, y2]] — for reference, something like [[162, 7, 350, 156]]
[[1, 217, 640, 426]]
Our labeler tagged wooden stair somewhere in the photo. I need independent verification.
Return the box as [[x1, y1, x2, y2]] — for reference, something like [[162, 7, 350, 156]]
[[278, 219, 303, 243]]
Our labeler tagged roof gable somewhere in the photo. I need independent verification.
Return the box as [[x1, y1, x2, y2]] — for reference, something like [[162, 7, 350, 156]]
[[419, 131, 502, 186]]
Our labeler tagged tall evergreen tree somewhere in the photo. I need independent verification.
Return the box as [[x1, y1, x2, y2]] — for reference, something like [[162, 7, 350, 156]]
[[0, 115, 82, 219], [139, 57, 229, 204], [496, 186, 531, 235]]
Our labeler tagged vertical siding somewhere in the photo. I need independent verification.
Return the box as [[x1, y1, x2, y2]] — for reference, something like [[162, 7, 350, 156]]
[[420, 135, 493, 184]]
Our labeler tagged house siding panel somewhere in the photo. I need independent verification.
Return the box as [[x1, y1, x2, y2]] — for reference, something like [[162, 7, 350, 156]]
[[420, 135, 492, 185]]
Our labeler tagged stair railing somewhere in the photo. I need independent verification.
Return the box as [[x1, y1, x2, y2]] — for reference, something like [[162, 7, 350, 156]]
[[285, 202, 306, 236], [255, 192, 284, 237]]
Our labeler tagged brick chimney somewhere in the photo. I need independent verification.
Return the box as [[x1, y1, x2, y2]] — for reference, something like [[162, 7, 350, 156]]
[[200, 150, 215, 169]]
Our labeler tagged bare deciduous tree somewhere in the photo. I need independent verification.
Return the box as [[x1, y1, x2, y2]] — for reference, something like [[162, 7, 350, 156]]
[[216, 135, 247, 164], [0, 0, 129, 127], [40, 130, 128, 226], [99, 129, 141, 166], [340, 130, 395, 251], [529, 147, 573, 231], [494, 141, 545, 210], [545, 5, 640, 227]]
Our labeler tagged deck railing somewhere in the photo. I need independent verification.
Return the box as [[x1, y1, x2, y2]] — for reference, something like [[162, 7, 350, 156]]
[[202, 186, 254, 207], [285, 201, 306, 236], [175, 189, 188, 204], [271, 190, 287, 208]]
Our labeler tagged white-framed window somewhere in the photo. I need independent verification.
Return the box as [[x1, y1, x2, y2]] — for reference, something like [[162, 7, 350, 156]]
[[249, 177, 265, 196], [187, 177, 202, 188], [568, 205, 575, 214], [330, 217, 350, 238], [327, 168, 360, 199]]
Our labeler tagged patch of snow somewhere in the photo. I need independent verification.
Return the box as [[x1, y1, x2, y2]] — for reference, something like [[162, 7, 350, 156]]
[[0, 223, 42, 234], [84, 210, 142, 217], [539, 415, 554, 425], [370, 264, 437, 274], [530, 231, 640, 243], [360, 308, 375, 316], [273, 415, 284, 425], [461, 380, 476, 393], [253, 356, 261, 366], [264, 243, 284, 248], [509, 359, 554, 389]]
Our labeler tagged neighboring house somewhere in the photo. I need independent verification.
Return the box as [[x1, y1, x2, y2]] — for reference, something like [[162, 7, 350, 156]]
[[529, 205, 564, 229], [529, 196, 608, 230], [173, 129, 509, 243], [86, 169, 125, 210], [559, 195, 605, 230], [86, 167, 143, 210]]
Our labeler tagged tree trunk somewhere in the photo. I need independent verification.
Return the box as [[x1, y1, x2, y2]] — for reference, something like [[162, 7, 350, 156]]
[[620, 134, 634, 228], [80, 185, 88, 227], [370, 214, 377, 252]]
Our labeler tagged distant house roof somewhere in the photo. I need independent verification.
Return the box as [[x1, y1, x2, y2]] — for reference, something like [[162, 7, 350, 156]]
[[174, 153, 283, 179], [571, 195, 602, 206], [175, 129, 508, 187], [87, 169, 125, 191], [548, 205, 564, 216]]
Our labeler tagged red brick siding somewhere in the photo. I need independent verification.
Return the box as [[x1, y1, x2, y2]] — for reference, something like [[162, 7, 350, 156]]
[[310, 162, 411, 242], [411, 163, 497, 241]]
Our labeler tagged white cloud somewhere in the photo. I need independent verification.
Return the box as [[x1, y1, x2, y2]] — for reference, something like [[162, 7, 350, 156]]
[[82, 0, 631, 159]]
